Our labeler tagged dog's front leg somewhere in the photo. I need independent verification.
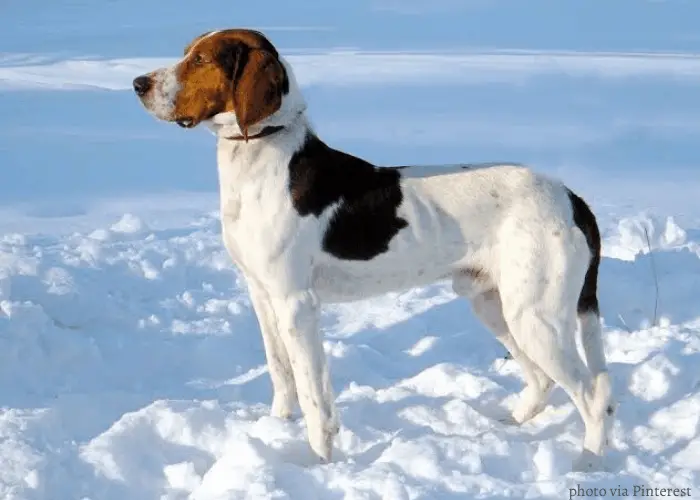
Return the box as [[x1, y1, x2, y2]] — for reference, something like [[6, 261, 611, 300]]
[[271, 289, 338, 463], [248, 283, 298, 420]]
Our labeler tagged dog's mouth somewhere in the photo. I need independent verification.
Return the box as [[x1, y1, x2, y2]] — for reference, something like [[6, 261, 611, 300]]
[[175, 117, 195, 128], [176, 109, 223, 128]]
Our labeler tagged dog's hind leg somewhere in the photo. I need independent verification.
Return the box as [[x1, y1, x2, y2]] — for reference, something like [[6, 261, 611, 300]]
[[502, 303, 611, 471], [453, 272, 553, 424], [496, 231, 612, 471]]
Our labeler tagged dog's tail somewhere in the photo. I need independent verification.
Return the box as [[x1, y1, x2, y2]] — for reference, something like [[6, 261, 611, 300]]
[[567, 188, 607, 377]]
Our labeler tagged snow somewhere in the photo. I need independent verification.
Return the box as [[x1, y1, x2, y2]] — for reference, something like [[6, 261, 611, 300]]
[[2, 199, 700, 500], [3, 0, 700, 498]]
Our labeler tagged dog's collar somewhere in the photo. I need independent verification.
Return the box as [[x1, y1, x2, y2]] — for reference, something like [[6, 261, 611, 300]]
[[223, 125, 285, 142]]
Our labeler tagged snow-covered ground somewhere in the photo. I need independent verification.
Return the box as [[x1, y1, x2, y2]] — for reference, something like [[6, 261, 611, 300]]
[[2, 1, 700, 498]]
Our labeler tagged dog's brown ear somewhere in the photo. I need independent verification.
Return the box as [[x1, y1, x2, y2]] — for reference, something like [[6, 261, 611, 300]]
[[233, 49, 286, 141]]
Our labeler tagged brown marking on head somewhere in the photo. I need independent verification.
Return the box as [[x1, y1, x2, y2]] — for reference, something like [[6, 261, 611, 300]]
[[182, 31, 215, 56], [172, 29, 289, 136]]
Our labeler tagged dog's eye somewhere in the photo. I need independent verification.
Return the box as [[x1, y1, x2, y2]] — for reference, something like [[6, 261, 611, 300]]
[[192, 53, 205, 65]]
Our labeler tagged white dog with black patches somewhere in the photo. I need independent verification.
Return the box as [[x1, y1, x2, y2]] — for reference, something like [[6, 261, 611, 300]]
[[133, 28, 615, 471]]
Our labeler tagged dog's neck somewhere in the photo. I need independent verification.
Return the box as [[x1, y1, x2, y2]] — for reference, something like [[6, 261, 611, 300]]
[[221, 124, 287, 142], [213, 109, 310, 227], [204, 105, 305, 141], [207, 55, 311, 186], [213, 108, 310, 183]]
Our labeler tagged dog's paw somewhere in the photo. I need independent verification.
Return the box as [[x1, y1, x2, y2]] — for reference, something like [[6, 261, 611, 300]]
[[270, 393, 296, 420], [309, 428, 335, 464], [496, 414, 520, 426], [306, 413, 339, 464]]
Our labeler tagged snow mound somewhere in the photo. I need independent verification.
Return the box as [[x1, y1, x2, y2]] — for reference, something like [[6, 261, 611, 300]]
[[110, 213, 148, 235], [603, 213, 687, 261], [597, 214, 700, 329]]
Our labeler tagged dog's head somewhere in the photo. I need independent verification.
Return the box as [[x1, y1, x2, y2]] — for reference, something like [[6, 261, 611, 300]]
[[133, 29, 301, 139]]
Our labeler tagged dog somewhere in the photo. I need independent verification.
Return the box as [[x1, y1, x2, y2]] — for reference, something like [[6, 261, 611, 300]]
[[132, 28, 615, 471]]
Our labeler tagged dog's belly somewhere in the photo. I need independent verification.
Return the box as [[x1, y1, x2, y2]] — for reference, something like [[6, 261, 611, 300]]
[[312, 258, 454, 303]]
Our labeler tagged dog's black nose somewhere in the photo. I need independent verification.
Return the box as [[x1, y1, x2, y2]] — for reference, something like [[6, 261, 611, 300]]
[[132, 75, 152, 96]]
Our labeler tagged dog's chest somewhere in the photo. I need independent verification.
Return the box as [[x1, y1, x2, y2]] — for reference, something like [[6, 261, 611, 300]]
[[217, 151, 301, 274]]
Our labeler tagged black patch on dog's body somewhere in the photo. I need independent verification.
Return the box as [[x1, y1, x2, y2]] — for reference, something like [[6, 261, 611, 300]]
[[567, 189, 601, 315], [289, 134, 408, 260]]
